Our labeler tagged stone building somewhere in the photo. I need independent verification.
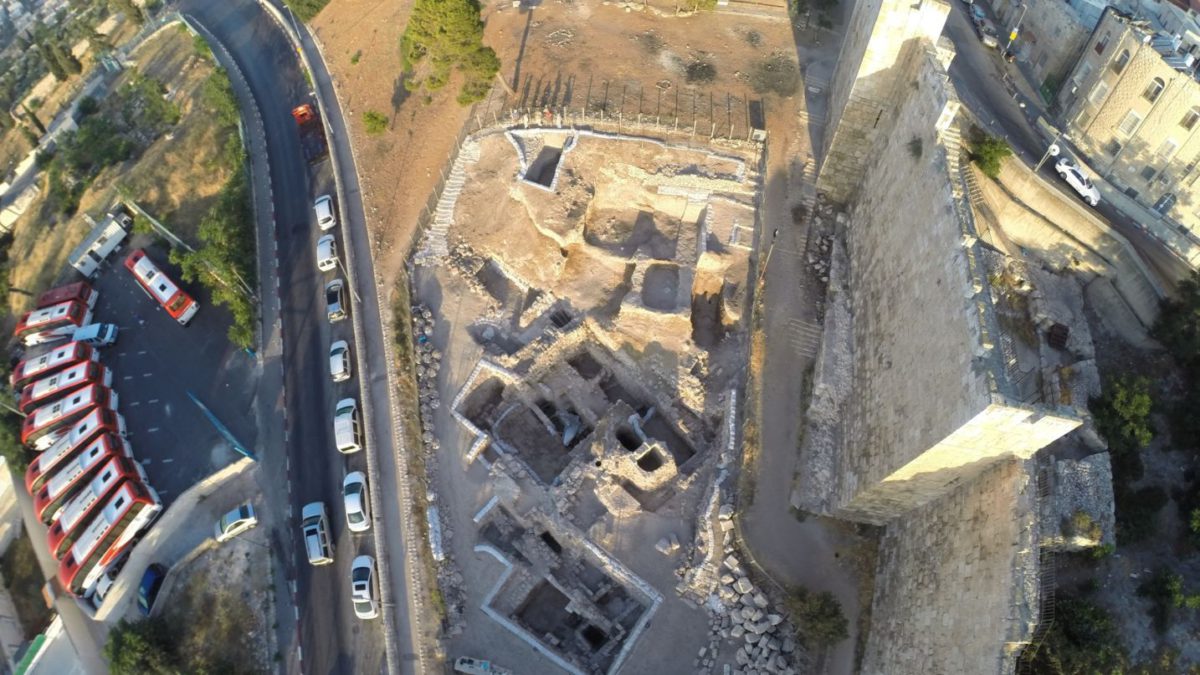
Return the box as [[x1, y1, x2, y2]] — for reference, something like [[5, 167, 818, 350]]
[[1058, 7, 1200, 235], [796, 0, 1113, 671], [992, 0, 1095, 91]]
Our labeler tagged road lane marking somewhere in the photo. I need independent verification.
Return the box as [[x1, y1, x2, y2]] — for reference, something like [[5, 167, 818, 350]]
[[123, 375, 133, 380], [137, 350, 147, 355], [161, 458, 174, 463], [148, 399, 159, 404], [147, 427, 160, 433], [130, 401, 140, 407]]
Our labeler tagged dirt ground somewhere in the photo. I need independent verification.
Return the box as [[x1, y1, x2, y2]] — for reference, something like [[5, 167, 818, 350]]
[[310, 0, 806, 288], [4, 26, 235, 320]]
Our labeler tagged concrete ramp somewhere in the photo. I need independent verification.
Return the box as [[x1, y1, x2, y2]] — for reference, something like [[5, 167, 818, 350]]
[[973, 158, 1162, 328]]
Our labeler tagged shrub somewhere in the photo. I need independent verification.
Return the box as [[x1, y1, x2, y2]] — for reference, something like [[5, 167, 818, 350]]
[[1137, 567, 1200, 634], [283, 0, 331, 22], [362, 110, 388, 135], [685, 60, 717, 84], [969, 134, 1013, 179], [1115, 485, 1168, 544], [105, 618, 178, 674], [1019, 595, 1127, 673], [785, 586, 848, 648], [77, 96, 99, 117], [1090, 375, 1153, 457]]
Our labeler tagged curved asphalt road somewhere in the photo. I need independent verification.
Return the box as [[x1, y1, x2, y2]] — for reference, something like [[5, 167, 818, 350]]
[[943, 2, 1193, 291], [174, 1, 388, 672]]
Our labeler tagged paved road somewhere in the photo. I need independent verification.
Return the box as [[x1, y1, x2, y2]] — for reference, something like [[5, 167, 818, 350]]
[[943, 3, 1193, 291], [175, 1, 386, 672]]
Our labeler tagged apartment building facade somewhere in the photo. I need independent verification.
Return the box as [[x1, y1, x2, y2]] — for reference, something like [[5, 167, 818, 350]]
[[993, 0, 1094, 91], [1059, 7, 1200, 234]]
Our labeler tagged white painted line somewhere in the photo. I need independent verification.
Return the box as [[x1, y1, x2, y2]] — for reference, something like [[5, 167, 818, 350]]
[[161, 458, 174, 463], [130, 401, 140, 407], [117, 352, 127, 358], [143, 373, 152, 378], [148, 399, 159, 404], [293, 605, 300, 621], [123, 375, 134, 381], [137, 350, 148, 355], [147, 427, 160, 433]]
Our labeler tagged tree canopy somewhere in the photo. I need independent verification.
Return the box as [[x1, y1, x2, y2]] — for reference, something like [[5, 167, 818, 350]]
[[400, 0, 500, 105]]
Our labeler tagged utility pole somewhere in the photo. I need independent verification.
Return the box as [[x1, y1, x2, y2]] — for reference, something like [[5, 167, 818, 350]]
[[1034, 129, 1069, 172], [1005, 3, 1028, 54]]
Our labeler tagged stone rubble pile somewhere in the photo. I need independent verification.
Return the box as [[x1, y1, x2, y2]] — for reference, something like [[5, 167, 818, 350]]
[[410, 304, 467, 636]]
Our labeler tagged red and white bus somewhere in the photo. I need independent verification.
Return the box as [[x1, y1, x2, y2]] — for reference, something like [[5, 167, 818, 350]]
[[124, 249, 199, 326], [25, 409, 127, 493], [47, 458, 147, 557], [23, 387, 119, 450], [58, 481, 161, 597], [14, 301, 93, 346], [36, 282, 98, 311], [10, 342, 97, 390], [33, 434, 132, 525], [18, 362, 111, 415]]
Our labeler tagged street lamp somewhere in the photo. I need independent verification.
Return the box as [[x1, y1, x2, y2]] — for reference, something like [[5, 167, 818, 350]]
[[1005, 3, 1028, 54], [1035, 128, 1070, 172]]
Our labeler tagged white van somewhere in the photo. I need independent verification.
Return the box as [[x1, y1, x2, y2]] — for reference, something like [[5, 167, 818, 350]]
[[333, 398, 361, 454], [301, 502, 333, 566], [73, 323, 118, 348]]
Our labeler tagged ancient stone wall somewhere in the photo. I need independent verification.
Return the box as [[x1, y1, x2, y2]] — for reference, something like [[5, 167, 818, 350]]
[[861, 459, 1039, 675], [818, 0, 950, 202]]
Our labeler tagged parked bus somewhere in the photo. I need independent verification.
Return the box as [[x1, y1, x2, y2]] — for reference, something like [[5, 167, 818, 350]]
[[14, 300, 92, 346], [10, 342, 96, 390], [124, 249, 199, 326], [18, 362, 111, 415], [33, 434, 132, 525], [58, 481, 161, 597], [23, 387, 119, 450], [47, 457, 147, 558], [25, 409, 127, 493], [36, 281, 98, 311]]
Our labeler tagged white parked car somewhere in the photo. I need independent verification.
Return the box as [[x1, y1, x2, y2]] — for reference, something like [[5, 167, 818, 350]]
[[214, 503, 258, 543], [343, 471, 370, 533], [314, 195, 336, 231], [1055, 157, 1101, 206], [329, 340, 352, 382], [316, 234, 338, 272], [350, 555, 378, 619]]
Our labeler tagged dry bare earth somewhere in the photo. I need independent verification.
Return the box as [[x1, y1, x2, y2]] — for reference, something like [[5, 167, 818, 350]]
[[5, 27, 234, 320], [311, 0, 800, 286]]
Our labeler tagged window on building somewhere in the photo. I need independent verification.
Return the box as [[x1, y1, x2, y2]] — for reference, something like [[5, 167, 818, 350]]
[[1158, 138, 1180, 158], [1112, 49, 1131, 74], [1106, 139, 1124, 155], [1095, 31, 1111, 55], [1181, 107, 1200, 130], [1142, 165, 1158, 181], [1154, 192, 1178, 214], [1073, 62, 1094, 88], [1118, 110, 1143, 135], [1089, 81, 1111, 105], [1143, 77, 1166, 102]]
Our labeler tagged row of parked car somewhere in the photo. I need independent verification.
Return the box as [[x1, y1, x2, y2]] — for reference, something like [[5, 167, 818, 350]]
[[304, 192, 378, 620]]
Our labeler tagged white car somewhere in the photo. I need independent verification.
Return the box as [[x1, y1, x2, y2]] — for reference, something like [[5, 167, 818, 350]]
[[343, 471, 371, 533], [314, 195, 336, 231], [214, 503, 258, 543], [350, 555, 378, 619], [329, 340, 352, 382], [316, 234, 338, 272], [301, 502, 334, 566], [1055, 157, 1101, 206]]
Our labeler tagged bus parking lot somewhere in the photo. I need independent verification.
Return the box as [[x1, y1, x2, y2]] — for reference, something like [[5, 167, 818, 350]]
[[84, 238, 258, 506]]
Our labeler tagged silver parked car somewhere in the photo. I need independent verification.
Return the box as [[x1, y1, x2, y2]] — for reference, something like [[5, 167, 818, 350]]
[[215, 503, 258, 543], [325, 279, 347, 323]]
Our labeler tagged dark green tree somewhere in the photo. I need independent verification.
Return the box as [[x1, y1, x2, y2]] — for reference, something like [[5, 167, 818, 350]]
[[1154, 270, 1200, 370], [1018, 596, 1128, 674], [50, 43, 83, 75], [785, 587, 849, 648], [109, 0, 144, 24], [104, 618, 179, 674], [37, 43, 68, 81], [400, 0, 500, 105]]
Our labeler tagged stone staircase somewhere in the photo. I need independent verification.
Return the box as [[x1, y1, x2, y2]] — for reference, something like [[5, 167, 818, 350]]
[[415, 138, 482, 265]]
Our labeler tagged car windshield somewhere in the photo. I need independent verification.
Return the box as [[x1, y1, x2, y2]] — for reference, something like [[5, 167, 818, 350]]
[[354, 598, 373, 612]]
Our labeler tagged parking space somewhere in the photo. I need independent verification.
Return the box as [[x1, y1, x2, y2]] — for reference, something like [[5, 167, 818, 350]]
[[85, 236, 258, 507]]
